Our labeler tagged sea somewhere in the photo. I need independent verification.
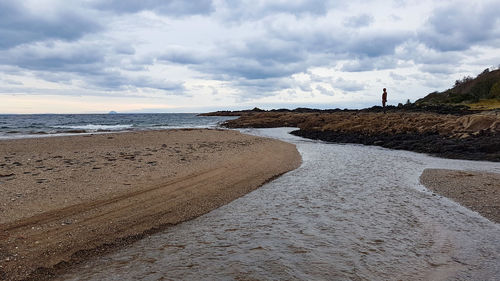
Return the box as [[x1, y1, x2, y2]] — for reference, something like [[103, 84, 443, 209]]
[[0, 113, 237, 139]]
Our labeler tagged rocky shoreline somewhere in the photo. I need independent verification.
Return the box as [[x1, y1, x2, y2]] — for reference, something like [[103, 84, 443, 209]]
[[205, 107, 500, 162], [291, 129, 499, 161]]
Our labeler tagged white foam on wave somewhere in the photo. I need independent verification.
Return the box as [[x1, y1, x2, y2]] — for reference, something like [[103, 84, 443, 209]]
[[52, 124, 134, 131]]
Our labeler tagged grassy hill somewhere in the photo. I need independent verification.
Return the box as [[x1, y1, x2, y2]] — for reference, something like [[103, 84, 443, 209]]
[[416, 68, 500, 109]]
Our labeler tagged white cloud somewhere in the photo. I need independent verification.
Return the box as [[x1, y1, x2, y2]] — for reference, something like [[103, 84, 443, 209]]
[[0, 0, 499, 113]]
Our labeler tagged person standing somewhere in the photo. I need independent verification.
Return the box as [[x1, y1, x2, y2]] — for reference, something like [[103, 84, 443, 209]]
[[382, 88, 387, 108]]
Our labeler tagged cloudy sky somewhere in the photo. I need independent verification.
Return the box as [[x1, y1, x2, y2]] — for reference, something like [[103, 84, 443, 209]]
[[1, 0, 499, 113]]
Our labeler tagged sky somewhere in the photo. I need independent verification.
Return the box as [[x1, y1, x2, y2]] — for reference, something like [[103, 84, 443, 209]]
[[1, 0, 499, 113]]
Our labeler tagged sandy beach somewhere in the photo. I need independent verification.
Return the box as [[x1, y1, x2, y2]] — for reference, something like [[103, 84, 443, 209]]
[[0, 129, 301, 280], [420, 169, 500, 223]]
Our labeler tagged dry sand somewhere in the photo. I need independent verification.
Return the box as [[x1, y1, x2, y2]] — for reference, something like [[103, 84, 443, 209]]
[[420, 169, 500, 223], [0, 129, 301, 280]]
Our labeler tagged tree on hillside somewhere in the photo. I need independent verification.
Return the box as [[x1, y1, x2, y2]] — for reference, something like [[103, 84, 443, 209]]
[[455, 75, 473, 87], [479, 68, 490, 76]]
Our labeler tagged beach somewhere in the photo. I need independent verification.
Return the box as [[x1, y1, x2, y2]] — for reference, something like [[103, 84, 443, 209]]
[[2, 1, 500, 279], [420, 169, 500, 223], [0, 129, 301, 280], [50, 128, 500, 281]]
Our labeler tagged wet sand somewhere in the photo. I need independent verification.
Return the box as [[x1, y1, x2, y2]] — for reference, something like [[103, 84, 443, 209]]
[[0, 129, 301, 280], [420, 169, 500, 223]]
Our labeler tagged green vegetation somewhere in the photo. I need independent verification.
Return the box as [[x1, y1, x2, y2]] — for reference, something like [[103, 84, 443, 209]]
[[467, 99, 500, 110], [416, 68, 500, 109]]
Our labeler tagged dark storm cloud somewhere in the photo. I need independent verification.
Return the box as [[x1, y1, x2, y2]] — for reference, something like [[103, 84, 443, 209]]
[[92, 0, 214, 16], [418, 1, 500, 51], [0, 1, 101, 50]]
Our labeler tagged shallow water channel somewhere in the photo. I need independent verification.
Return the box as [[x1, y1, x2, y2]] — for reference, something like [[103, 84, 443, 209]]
[[57, 128, 500, 281]]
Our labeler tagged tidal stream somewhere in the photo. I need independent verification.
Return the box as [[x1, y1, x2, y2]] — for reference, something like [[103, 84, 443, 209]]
[[57, 128, 500, 281]]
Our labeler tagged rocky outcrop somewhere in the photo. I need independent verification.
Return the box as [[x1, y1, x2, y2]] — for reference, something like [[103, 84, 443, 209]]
[[219, 110, 500, 162], [291, 129, 499, 162]]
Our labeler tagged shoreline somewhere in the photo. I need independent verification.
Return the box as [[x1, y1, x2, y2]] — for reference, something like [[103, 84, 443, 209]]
[[420, 169, 500, 223], [0, 126, 230, 141], [0, 113, 237, 140], [0, 129, 301, 281], [211, 110, 500, 162], [291, 129, 499, 162]]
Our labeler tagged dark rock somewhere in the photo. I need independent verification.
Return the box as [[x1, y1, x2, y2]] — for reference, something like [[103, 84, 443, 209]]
[[291, 129, 500, 162]]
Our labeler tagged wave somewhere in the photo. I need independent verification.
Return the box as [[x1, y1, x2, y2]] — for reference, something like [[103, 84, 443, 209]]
[[51, 124, 134, 131]]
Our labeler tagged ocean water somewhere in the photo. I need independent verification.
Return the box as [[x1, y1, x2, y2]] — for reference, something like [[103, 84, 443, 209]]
[[0, 113, 236, 139], [56, 128, 500, 281]]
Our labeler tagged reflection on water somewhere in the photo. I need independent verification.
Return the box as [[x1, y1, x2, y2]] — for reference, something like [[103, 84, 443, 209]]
[[57, 128, 500, 281]]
